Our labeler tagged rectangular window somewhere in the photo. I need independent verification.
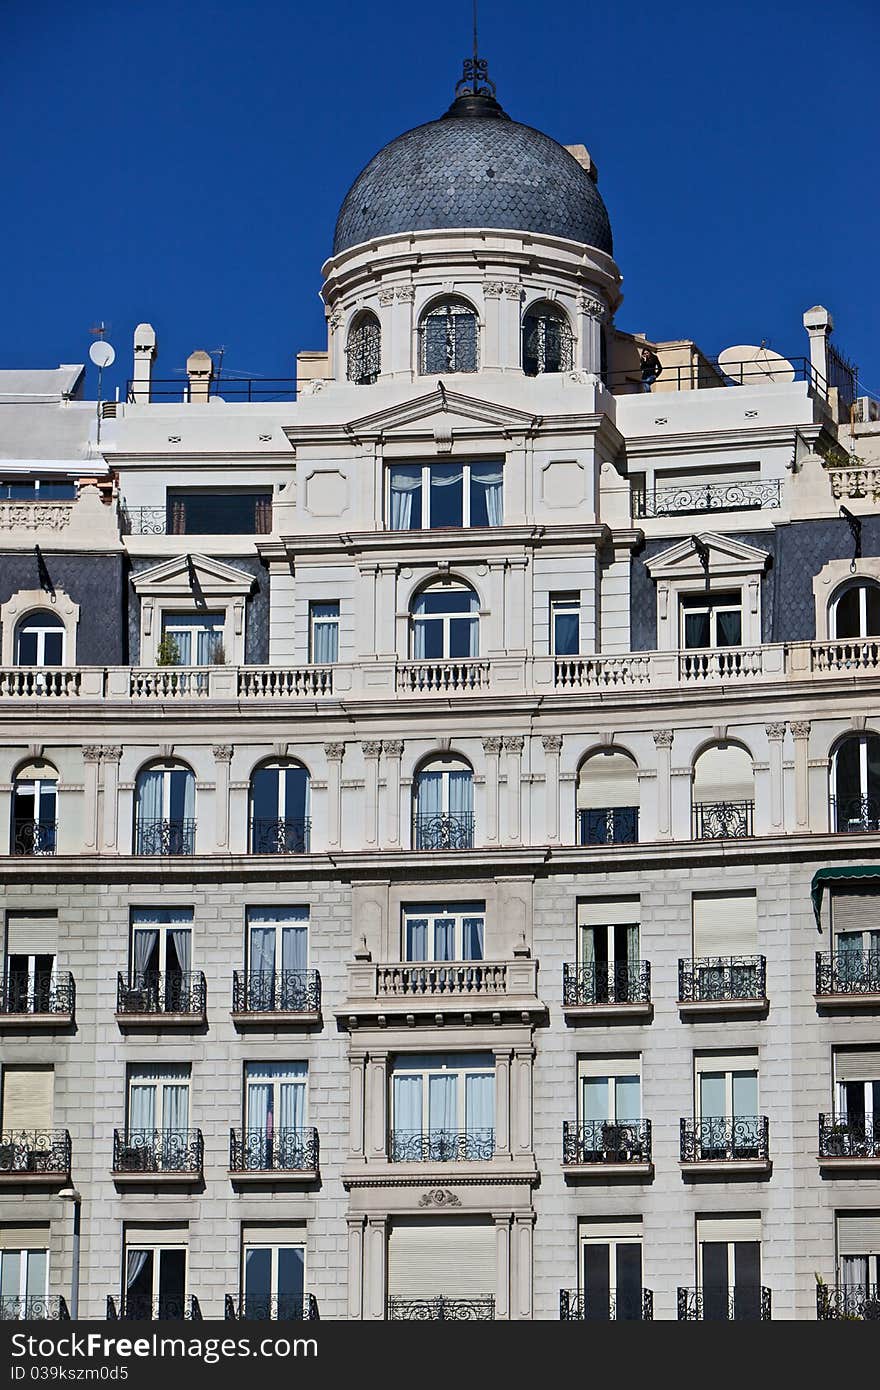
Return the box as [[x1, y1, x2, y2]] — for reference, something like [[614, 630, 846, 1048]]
[[241, 1228, 306, 1319], [165, 491, 272, 535], [680, 592, 742, 649], [160, 612, 224, 665], [244, 1062, 307, 1133], [402, 903, 485, 962], [126, 1064, 190, 1134], [387, 1219, 495, 1309], [690, 891, 759, 998], [122, 1227, 188, 1320], [0, 480, 76, 501], [577, 1056, 644, 1164], [836, 1213, 880, 1294], [0, 1243, 48, 1318], [388, 462, 503, 530], [390, 1053, 494, 1160], [578, 1220, 643, 1321], [308, 602, 339, 663], [833, 1048, 880, 1124], [130, 907, 193, 980], [576, 898, 640, 1004], [695, 1216, 762, 1321], [551, 593, 580, 656], [0, 1066, 53, 1131], [694, 1052, 760, 1157], [4, 912, 58, 1014]]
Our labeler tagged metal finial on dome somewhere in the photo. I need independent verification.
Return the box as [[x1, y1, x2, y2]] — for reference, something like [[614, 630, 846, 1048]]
[[445, 0, 505, 116]]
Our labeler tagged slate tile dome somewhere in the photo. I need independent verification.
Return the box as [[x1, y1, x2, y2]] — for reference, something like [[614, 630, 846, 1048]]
[[332, 85, 613, 257]]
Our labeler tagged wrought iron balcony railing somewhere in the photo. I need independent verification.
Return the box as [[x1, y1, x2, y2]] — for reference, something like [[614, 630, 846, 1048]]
[[11, 819, 57, 856], [577, 806, 638, 845], [107, 1295, 202, 1321], [563, 960, 651, 1007], [563, 1119, 652, 1166], [249, 817, 311, 854], [0, 971, 75, 1016], [0, 1130, 71, 1176], [692, 800, 754, 839], [412, 813, 475, 850], [387, 1296, 494, 1320], [680, 1116, 769, 1162], [229, 1127, 319, 1173], [134, 818, 196, 856], [116, 971, 206, 1016], [0, 1296, 70, 1321], [677, 1286, 771, 1321], [817, 1283, 880, 1320], [830, 794, 880, 833], [559, 1288, 654, 1320], [112, 1129, 203, 1175], [224, 1294, 319, 1321], [678, 956, 766, 1003], [818, 1114, 880, 1160], [633, 479, 782, 518], [816, 949, 880, 996], [389, 1128, 495, 1162], [232, 970, 321, 1015]]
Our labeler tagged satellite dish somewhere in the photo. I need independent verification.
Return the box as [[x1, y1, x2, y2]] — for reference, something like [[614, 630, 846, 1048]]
[[89, 340, 116, 369], [717, 344, 795, 385]]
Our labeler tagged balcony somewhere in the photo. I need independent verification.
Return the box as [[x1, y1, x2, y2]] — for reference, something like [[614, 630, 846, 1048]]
[[830, 795, 880, 834], [115, 972, 206, 1027], [228, 1127, 319, 1184], [0, 971, 75, 1028], [225, 1294, 319, 1321], [559, 1288, 653, 1320], [0, 1296, 70, 1321], [677, 1286, 771, 1321], [107, 1295, 202, 1321], [389, 1129, 495, 1162], [341, 957, 543, 1028], [134, 818, 196, 856], [387, 1296, 494, 1320], [238, 667, 333, 698], [679, 1117, 771, 1175], [0, 1130, 71, 1185], [817, 1283, 880, 1320], [562, 961, 652, 1020], [678, 957, 767, 1015], [633, 479, 782, 519], [0, 670, 83, 698], [11, 819, 56, 856], [562, 1119, 653, 1178], [692, 800, 754, 840], [577, 807, 638, 846], [121, 495, 273, 537], [818, 1114, 880, 1169], [816, 949, 880, 1006], [112, 1129, 204, 1185], [231, 969, 321, 1024], [412, 813, 474, 851], [249, 817, 311, 854], [396, 659, 491, 694]]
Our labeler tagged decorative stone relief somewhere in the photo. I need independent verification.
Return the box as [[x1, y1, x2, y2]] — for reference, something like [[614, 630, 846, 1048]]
[[418, 1189, 462, 1208]]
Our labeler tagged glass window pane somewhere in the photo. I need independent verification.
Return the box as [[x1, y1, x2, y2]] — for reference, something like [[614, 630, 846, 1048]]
[[615, 1076, 641, 1122], [835, 586, 861, 638], [389, 465, 422, 530], [277, 1248, 304, 1299], [554, 611, 579, 655], [716, 608, 742, 645], [583, 1077, 608, 1122], [429, 466, 463, 527], [16, 632, 38, 664], [244, 1248, 271, 1301], [684, 611, 710, 648]]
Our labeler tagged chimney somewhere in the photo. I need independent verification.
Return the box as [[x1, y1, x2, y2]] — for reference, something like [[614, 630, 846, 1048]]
[[565, 144, 599, 183], [186, 349, 213, 403], [131, 323, 157, 403], [803, 305, 833, 385]]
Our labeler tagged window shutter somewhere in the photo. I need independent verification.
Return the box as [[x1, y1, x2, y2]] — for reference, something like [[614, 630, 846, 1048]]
[[693, 1052, 758, 1075], [577, 897, 640, 928], [5, 914, 58, 954], [123, 1224, 188, 1246], [577, 753, 639, 809], [580, 1217, 642, 1242], [832, 889, 880, 934], [697, 1216, 761, 1244], [1, 1067, 53, 1130], [0, 1226, 50, 1250], [834, 1049, 880, 1082], [692, 892, 758, 956], [241, 1224, 306, 1246], [579, 1055, 641, 1080], [837, 1214, 880, 1256], [693, 746, 754, 801], [387, 1220, 495, 1299]]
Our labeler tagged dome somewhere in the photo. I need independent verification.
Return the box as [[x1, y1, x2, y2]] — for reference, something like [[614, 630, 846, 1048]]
[[332, 74, 613, 258]]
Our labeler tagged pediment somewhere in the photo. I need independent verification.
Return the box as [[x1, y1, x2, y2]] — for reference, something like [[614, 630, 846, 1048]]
[[645, 531, 771, 580], [284, 386, 539, 447], [131, 553, 256, 596]]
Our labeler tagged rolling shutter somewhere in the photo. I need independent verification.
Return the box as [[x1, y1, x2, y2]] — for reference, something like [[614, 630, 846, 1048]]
[[577, 897, 640, 928], [832, 889, 880, 934], [5, 914, 58, 954], [837, 1214, 880, 1256], [0, 1226, 50, 1250], [696, 1215, 761, 1244], [577, 753, 639, 809], [1, 1067, 53, 1130], [387, 1219, 495, 1299], [692, 892, 758, 956], [834, 1049, 880, 1083], [693, 746, 754, 801]]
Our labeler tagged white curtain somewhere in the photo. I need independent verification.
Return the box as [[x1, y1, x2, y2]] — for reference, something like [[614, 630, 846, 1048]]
[[130, 1085, 155, 1132], [169, 929, 191, 974], [133, 929, 157, 979], [137, 769, 163, 826], [580, 926, 596, 969], [181, 770, 195, 822], [392, 1075, 422, 1133], [411, 610, 427, 659], [125, 1250, 149, 1292], [281, 927, 307, 974], [465, 1073, 494, 1135], [415, 770, 442, 819], [448, 770, 473, 818], [429, 1074, 457, 1134], [463, 916, 484, 960], [471, 466, 503, 525], [248, 1082, 271, 1134], [625, 924, 639, 966], [250, 928, 275, 975], [280, 1076, 306, 1132], [406, 917, 428, 961], [434, 917, 455, 961], [311, 611, 338, 664], [390, 467, 421, 530], [164, 1085, 189, 1132]]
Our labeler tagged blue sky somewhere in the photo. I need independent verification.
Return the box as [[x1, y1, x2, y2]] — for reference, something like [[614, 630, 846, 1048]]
[[2, 0, 878, 399]]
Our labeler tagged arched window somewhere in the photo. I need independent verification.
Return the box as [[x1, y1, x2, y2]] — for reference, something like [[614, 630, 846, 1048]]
[[522, 302, 574, 375], [134, 761, 196, 855], [692, 744, 754, 839], [412, 755, 474, 849], [576, 750, 639, 845], [14, 612, 65, 666], [410, 581, 479, 659], [420, 299, 479, 375], [249, 760, 311, 854], [830, 581, 880, 640], [12, 760, 58, 855], [831, 734, 880, 832], [346, 312, 381, 385]]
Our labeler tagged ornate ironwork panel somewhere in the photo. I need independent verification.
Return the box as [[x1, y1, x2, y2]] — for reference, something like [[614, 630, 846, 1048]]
[[678, 956, 765, 1003], [817, 1283, 880, 1320], [232, 969, 321, 1014], [107, 1295, 202, 1321], [420, 304, 479, 374], [346, 316, 381, 385], [692, 800, 754, 839], [11, 820, 57, 856], [389, 1128, 495, 1162], [559, 1288, 653, 1320], [0, 1129, 71, 1175], [563, 1119, 652, 1165], [0, 1296, 69, 1321], [830, 795, 880, 833], [412, 813, 475, 850], [387, 1296, 494, 1320], [120, 506, 166, 535], [816, 949, 880, 996], [634, 480, 781, 517], [680, 1116, 769, 1162], [116, 971, 206, 1016], [577, 806, 638, 845], [677, 1286, 771, 1321], [249, 818, 311, 854], [229, 1127, 319, 1173], [819, 1113, 880, 1159], [224, 1293, 319, 1321], [112, 1128, 203, 1174], [562, 960, 651, 1007], [1, 971, 75, 1016], [134, 818, 196, 856], [523, 310, 574, 375]]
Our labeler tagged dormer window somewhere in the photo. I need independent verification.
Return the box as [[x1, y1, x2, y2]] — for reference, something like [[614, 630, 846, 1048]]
[[420, 299, 478, 375], [522, 302, 573, 375], [388, 462, 502, 530], [346, 312, 381, 384]]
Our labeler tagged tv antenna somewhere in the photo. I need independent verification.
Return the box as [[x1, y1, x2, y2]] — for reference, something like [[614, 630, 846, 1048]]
[[88, 322, 116, 446]]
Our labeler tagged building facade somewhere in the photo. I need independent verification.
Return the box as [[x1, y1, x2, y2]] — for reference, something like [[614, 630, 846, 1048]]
[[1, 60, 879, 1324]]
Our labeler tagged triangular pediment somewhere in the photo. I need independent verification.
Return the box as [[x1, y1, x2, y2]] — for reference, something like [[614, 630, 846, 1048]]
[[131, 553, 256, 596], [284, 386, 539, 446], [646, 531, 771, 579]]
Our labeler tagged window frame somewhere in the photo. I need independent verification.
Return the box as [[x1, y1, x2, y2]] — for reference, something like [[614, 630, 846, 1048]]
[[0, 1247, 49, 1311], [419, 299, 479, 375], [126, 1064, 191, 1132], [386, 461, 503, 531], [402, 902, 485, 962], [345, 313, 381, 385], [390, 1052, 495, 1134], [679, 590, 743, 649], [550, 592, 580, 656], [14, 612, 66, 667], [159, 611, 225, 666], [409, 580, 480, 659], [522, 302, 575, 376], [830, 580, 880, 640], [129, 907, 194, 978], [308, 602, 340, 664], [579, 1231, 643, 1305], [241, 1239, 307, 1304]]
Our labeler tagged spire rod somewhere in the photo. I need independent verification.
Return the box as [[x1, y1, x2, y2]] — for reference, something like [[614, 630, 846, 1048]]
[[473, 0, 479, 69]]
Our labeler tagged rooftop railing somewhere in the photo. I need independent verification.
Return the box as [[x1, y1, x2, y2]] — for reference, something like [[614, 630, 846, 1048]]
[[126, 378, 298, 403], [605, 355, 825, 397], [634, 479, 782, 518]]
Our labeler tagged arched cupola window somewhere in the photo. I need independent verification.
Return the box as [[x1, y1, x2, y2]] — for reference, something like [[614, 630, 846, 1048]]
[[346, 312, 381, 385], [412, 755, 474, 850], [410, 580, 479, 659], [249, 760, 311, 854], [692, 744, 755, 840], [135, 761, 196, 856], [522, 301, 574, 375], [830, 581, 880, 640], [15, 611, 65, 666], [12, 760, 58, 856], [831, 734, 880, 833], [420, 299, 479, 375]]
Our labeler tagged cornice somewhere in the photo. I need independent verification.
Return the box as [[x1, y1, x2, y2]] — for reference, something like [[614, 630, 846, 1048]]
[[620, 421, 826, 459]]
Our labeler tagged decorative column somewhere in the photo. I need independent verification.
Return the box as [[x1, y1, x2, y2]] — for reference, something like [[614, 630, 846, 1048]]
[[212, 745, 232, 849], [375, 566, 397, 657], [346, 1217, 366, 1321], [82, 747, 102, 852], [511, 1047, 534, 1157], [366, 1052, 388, 1161], [542, 735, 562, 843], [393, 284, 415, 376], [503, 736, 524, 844], [364, 1217, 387, 1321], [482, 281, 503, 370], [101, 745, 122, 852], [576, 291, 606, 373], [791, 721, 812, 830], [505, 558, 529, 655], [512, 1214, 535, 1321], [382, 740, 403, 847], [348, 1053, 367, 1160], [653, 730, 673, 841], [324, 742, 345, 848], [494, 1215, 512, 1321], [493, 1048, 512, 1158], [358, 564, 379, 658], [362, 741, 382, 847], [486, 562, 507, 654], [765, 723, 786, 832], [483, 737, 502, 845]]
